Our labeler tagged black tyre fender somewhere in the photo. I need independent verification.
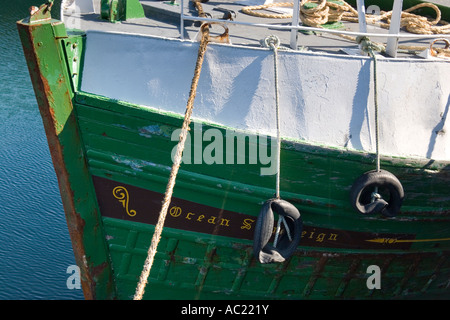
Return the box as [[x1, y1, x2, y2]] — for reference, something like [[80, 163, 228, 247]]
[[253, 199, 303, 264], [350, 169, 404, 217]]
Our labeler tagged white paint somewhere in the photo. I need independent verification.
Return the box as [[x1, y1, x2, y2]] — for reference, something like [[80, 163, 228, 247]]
[[61, 0, 96, 28], [81, 31, 450, 161], [61, 0, 95, 14], [385, 0, 403, 57], [356, 0, 367, 34]]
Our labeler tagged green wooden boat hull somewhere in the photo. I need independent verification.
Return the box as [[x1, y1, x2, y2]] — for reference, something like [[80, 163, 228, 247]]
[[17, 2, 450, 300]]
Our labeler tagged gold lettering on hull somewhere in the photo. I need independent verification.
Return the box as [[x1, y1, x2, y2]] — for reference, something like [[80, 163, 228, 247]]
[[112, 186, 136, 217], [241, 219, 255, 230], [301, 230, 339, 243], [93, 176, 419, 250], [166, 205, 341, 244], [366, 237, 450, 244], [168, 205, 232, 228]]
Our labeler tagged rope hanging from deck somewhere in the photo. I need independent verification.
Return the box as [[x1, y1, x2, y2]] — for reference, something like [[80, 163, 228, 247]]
[[133, 22, 210, 301], [264, 35, 282, 200], [265, 35, 293, 245], [358, 36, 381, 173], [241, 1, 450, 35]]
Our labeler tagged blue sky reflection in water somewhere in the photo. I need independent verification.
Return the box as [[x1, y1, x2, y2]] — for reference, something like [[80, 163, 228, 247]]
[[0, 0, 84, 299]]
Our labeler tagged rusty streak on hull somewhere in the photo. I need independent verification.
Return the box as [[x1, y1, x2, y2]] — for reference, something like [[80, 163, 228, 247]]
[[17, 8, 115, 299]]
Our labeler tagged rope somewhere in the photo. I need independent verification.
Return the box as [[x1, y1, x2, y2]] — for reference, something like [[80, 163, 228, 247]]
[[428, 38, 450, 58], [193, 0, 207, 18], [358, 37, 380, 173], [358, 36, 383, 202], [264, 35, 282, 199], [264, 35, 294, 247], [273, 214, 293, 247], [133, 22, 210, 301], [299, 1, 450, 56], [298, 0, 356, 26], [371, 46, 380, 173], [241, 1, 450, 35], [242, 2, 294, 19], [241, 1, 450, 56]]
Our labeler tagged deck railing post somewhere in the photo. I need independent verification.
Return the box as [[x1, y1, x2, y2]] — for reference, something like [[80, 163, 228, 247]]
[[290, 0, 301, 49], [356, 0, 368, 33], [386, 0, 403, 57], [180, 0, 185, 39], [356, 0, 368, 54]]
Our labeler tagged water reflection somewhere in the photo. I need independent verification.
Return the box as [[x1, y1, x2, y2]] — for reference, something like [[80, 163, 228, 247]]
[[0, 0, 83, 299]]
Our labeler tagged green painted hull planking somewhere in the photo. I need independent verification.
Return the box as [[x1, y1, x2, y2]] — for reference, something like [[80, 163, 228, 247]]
[[18, 2, 450, 299], [100, 0, 145, 23]]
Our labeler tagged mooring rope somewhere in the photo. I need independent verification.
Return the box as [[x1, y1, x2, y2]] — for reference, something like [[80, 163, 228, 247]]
[[133, 22, 210, 301]]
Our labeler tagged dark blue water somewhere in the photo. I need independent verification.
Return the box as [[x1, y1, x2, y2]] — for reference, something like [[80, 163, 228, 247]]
[[0, 0, 84, 299]]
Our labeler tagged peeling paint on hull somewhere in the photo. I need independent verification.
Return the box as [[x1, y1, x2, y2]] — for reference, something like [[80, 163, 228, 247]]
[[17, 1, 450, 299]]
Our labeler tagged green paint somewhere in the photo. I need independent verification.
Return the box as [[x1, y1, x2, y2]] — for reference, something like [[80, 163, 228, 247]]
[[62, 31, 85, 93], [17, 1, 450, 300], [17, 4, 115, 299], [73, 90, 450, 299], [101, 0, 145, 22]]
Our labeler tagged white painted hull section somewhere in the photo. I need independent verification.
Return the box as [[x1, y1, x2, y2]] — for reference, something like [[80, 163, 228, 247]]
[[81, 31, 450, 161]]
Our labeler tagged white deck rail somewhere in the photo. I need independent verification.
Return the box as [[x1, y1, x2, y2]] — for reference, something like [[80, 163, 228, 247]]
[[178, 0, 450, 55]]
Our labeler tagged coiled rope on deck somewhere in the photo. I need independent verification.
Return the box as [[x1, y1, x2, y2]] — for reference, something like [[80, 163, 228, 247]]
[[133, 22, 210, 301], [242, 0, 450, 35], [340, 1, 450, 35], [242, 2, 295, 19]]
